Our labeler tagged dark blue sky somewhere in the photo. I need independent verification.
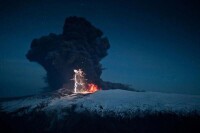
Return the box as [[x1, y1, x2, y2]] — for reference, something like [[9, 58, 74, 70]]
[[0, 0, 200, 97]]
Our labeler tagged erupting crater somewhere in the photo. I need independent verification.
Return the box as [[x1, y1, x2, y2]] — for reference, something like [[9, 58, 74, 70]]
[[72, 69, 100, 94]]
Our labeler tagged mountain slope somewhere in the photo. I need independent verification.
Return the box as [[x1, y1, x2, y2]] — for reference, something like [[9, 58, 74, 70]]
[[0, 89, 200, 133]]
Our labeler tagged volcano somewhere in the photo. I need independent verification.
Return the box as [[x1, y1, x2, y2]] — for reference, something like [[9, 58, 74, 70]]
[[1, 89, 200, 133]]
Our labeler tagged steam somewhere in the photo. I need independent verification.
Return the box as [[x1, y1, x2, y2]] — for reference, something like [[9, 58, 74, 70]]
[[26, 16, 132, 91]]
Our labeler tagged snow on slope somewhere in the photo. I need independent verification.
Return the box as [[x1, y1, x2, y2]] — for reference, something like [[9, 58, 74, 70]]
[[1, 90, 200, 117], [74, 90, 200, 117]]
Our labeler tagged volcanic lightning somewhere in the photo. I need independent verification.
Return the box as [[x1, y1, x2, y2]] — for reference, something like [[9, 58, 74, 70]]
[[73, 69, 100, 94]]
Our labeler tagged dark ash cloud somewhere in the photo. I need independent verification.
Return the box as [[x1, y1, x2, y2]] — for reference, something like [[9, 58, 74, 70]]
[[26, 16, 132, 91]]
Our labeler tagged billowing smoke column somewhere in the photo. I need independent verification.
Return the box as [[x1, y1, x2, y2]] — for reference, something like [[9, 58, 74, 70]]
[[26, 16, 109, 90], [26, 16, 131, 91]]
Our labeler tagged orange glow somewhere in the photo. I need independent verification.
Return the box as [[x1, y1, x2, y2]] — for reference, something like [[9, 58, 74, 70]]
[[72, 69, 100, 94], [87, 83, 100, 93], [75, 83, 100, 94]]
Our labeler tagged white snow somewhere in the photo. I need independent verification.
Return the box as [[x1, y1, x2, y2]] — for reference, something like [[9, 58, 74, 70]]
[[1, 96, 51, 113], [1, 90, 200, 117], [74, 90, 200, 117]]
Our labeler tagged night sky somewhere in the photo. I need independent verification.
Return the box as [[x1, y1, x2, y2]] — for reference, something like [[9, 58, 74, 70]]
[[0, 0, 200, 97]]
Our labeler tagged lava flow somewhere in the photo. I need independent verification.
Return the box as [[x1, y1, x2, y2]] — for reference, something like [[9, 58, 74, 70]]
[[73, 69, 100, 94]]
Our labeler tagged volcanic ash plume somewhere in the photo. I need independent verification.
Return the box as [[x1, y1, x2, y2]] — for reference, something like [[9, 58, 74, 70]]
[[26, 16, 109, 90], [26, 16, 132, 91]]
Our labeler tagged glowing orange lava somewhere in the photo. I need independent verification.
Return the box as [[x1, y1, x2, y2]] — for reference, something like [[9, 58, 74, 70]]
[[87, 83, 100, 93], [72, 69, 100, 94], [76, 83, 100, 94]]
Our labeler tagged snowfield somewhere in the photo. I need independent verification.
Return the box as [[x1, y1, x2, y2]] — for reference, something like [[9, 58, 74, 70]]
[[1, 89, 200, 117]]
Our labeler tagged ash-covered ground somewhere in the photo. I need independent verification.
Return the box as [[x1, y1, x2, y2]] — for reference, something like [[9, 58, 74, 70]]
[[0, 89, 200, 133]]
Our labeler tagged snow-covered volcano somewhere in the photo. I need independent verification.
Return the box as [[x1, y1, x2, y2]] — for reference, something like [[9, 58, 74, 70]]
[[1, 89, 200, 117], [1, 89, 200, 133]]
